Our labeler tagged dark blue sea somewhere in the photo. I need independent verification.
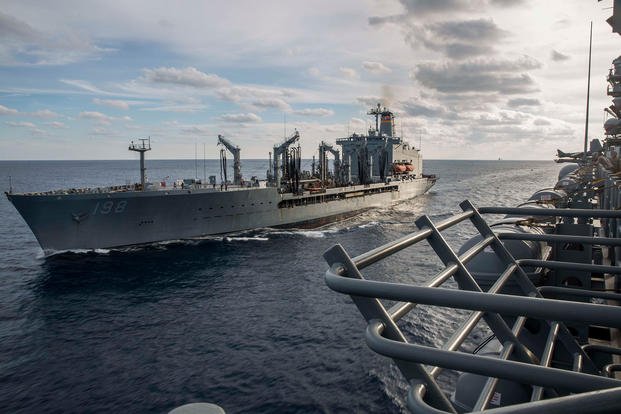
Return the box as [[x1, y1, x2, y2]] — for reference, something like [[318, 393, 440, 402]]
[[0, 159, 562, 413]]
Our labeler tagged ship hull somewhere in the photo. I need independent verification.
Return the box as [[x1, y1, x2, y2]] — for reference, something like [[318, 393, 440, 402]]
[[6, 177, 434, 253]]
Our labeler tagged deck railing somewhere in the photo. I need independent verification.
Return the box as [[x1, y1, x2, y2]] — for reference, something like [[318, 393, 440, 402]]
[[324, 200, 621, 413]]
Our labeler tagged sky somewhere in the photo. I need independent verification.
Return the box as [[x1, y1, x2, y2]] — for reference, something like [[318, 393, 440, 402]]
[[0, 0, 620, 160]]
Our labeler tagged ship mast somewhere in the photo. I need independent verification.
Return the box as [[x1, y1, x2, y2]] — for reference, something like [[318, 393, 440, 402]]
[[367, 103, 381, 132], [129, 138, 151, 191]]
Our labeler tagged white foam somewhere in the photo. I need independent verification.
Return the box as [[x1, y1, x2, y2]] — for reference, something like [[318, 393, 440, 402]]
[[224, 236, 269, 242], [296, 230, 328, 238], [268, 227, 340, 238]]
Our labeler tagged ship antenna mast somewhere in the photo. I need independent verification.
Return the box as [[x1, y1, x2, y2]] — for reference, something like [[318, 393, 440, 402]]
[[368, 103, 381, 132], [584, 21, 593, 162], [128, 137, 151, 191]]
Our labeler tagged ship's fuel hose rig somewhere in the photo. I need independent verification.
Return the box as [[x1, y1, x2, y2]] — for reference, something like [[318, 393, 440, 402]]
[[318, 141, 343, 187], [271, 130, 300, 191], [217, 134, 242, 186]]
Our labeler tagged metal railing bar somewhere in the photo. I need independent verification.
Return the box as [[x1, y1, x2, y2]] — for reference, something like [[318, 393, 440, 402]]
[[352, 210, 474, 270], [415, 213, 538, 366], [582, 344, 621, 357], [325, 270, 621, 328], [323, 243, 456, 412], [408, 382, 621, 414], [388, 263, 459, 322], [573, 353, 583, 373], [408, 383, 448, 414], [518, 259, 621, 275], [366, 320, 621, 394], [479, 206, 621, 219], [387, 235, 495, 323], [430, 264, 518, 379], [458, 235, 496, 265], [497, 232, 621, 247], [539, 286, 621, 302], [531, 322, 561, 402], [460, 199, 599, 374], [604, 364, 621, 378], [473, 342, 515, 411], [474, 317, 528, 411]]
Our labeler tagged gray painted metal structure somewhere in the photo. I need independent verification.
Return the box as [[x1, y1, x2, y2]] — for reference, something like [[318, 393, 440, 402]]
[[324, 200, 621, 413], [217, 135, 242, 186]]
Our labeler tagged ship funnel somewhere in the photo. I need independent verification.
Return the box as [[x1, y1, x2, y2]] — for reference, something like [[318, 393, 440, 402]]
[[379, 109, 394, 137], [367, 104, 395, 137]]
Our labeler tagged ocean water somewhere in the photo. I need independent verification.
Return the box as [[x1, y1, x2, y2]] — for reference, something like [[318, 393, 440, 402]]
[[0, 159, 563, 413]]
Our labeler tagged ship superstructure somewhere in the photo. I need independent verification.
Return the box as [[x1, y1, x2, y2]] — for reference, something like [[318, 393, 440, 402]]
[[5, 105, 435, 253]]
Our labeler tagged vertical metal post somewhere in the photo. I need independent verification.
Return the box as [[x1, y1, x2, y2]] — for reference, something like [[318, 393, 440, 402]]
[[583, 21, 593, 162], [139, 152, 145, 190]]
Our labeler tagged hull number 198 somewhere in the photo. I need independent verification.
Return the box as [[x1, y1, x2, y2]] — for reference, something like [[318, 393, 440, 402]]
[[93, 200, 127, 215]]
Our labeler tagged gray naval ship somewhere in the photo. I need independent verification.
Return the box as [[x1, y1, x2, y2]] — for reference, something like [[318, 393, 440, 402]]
[[5, 105, 435, 253]]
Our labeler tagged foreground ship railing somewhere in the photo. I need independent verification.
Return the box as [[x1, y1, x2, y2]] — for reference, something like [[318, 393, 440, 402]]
[[324, 201, 621, 413]]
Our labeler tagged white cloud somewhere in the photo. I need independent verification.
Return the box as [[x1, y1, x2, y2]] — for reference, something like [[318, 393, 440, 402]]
[[142, 67, 230, 89], [93, 98, 132, 110], [31, 109, 59, 118], [293, 108, 334, 117], [0, 106, 60, 119], [0, 11, 111, 66], [79, 111, 131, 125], [61, 79, 108, 94], [217, 113, 262, 123], [79, 111, 113, 124], [362, 61, 391, 74], [47, 121, 67, 129], [339, 67, 359, 79], [181, 124, 212, 134], [248, 98, 291, 112], [5, 121, 35, 128], [357, 96, 382, 107], [0, 104, 18, 115], [141, 104, 206, 113]]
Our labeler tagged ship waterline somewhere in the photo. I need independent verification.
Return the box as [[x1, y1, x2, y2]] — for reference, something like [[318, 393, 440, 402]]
[[7, 170, 434, 252]]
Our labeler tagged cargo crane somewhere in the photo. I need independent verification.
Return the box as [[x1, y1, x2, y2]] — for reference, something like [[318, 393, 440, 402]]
[[217, 134, 242, 186], [272, 130, 299, 190], [318, 141, 342, 186]]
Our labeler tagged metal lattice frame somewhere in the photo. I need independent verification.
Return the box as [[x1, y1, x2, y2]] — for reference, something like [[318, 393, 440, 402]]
[[324, 200, 621, 413]]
